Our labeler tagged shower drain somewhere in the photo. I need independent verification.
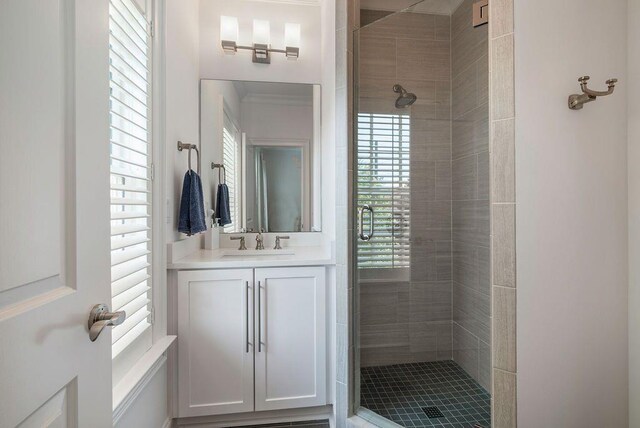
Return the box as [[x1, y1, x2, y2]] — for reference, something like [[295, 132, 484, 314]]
[[422, 406, 444, 419]]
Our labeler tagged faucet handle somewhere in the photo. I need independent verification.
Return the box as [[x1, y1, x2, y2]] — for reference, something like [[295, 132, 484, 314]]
[[274, 235, 290, 250], [230, 236, 247, 250], [255, 232, 265, 250]]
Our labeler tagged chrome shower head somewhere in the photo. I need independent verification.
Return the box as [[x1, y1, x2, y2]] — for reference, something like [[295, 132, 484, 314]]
[[393, 84, 417, 108]]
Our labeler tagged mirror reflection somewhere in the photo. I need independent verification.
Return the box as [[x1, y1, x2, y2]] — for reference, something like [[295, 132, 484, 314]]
[[200, 80, 321, 233]]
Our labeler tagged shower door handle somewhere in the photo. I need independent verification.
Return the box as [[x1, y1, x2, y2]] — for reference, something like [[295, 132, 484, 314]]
[[359, 205, 374, 241]]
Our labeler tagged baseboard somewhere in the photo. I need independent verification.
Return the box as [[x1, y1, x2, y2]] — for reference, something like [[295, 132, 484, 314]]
[[176, 405, 332, 428], [162, 417, 174, 428]]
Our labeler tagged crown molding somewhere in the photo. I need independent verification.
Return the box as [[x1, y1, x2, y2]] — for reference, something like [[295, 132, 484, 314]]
[[242, 93, 313, 106]]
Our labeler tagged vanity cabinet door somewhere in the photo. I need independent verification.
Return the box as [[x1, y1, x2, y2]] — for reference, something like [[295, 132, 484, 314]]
[[177, 269, 255, 417], [254, 267, 327, 411]]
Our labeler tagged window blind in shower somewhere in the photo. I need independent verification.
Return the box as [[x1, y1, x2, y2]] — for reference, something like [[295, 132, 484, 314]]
[[357, 113, 411, 269], [109, 0, 153, 379]]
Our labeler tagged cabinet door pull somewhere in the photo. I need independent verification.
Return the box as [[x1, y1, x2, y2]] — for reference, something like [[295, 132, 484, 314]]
[[246, 281, 250, 353], [258, 280, 262, 352]]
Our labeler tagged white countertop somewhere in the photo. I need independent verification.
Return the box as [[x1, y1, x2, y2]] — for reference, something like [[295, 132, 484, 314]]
[[167, 246, 335, 270]]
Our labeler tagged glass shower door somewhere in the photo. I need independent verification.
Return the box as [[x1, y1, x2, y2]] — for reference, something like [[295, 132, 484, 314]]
[[353, 1, 492, 426]]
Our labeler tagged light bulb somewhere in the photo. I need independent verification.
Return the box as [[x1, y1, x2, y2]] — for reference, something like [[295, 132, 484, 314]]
[[284, 23, 300, 59], [220, 16, 238, 43], [220, 16, 238, 54], [253, 19, 270, 46], [285, 23, 300, 48]]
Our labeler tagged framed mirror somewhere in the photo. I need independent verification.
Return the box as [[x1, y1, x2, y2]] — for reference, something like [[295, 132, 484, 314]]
[[200, 79, 322, 233]]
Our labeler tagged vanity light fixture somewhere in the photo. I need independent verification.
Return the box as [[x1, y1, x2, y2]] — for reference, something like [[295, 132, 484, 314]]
[[284, 23, 301, 59], [220, 16, 239, 54], [219, 16, 300, 64], [252, 19, 271, 63]]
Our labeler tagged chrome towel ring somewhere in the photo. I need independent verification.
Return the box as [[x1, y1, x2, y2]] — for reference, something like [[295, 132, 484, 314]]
[[177, 141, 201, 175], [211, 162, 227, 184]]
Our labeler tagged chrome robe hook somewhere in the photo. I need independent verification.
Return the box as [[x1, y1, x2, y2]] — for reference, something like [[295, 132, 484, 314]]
[[568, 76, 618, 110]]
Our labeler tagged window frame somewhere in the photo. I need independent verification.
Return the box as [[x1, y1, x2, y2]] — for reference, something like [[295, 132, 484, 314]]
[[109, 0, 157, 388], [356, 112, 411, 270]]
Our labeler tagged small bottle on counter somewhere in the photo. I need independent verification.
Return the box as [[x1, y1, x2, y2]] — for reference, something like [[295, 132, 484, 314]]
[[204, 210, 220, 250]]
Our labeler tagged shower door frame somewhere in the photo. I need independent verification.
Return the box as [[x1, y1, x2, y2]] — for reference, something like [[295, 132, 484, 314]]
[[350, 18, 414, 426], [345, 1, 518, 427]]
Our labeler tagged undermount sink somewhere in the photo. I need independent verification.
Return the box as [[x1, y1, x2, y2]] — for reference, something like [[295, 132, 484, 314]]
[[221, 249, 295, 258]]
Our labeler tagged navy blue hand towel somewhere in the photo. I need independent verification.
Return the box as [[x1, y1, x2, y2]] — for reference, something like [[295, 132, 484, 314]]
[[215, 183, 232, 226], [178, 170, 207, 236]]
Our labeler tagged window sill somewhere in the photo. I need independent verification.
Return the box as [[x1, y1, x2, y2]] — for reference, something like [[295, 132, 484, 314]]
[[350, 408, 403, 428], [112, 335, 176, 424]]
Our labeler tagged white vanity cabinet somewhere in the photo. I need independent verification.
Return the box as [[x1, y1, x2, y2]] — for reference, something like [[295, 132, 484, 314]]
[[177, 269, 255, 417], [254, 267, 326, 411], [177, 266, 326, 418]]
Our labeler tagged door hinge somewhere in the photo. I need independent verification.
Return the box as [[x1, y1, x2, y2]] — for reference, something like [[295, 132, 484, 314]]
[[150, 306, 156, 325], [149, 20, 155, 38], [150, 163, 155, 181]]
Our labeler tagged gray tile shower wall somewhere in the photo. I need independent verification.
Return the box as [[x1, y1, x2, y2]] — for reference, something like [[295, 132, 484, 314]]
[[451, 0, 491, 392], [346, 0, 517, 425], [357, 10, 454, 368]]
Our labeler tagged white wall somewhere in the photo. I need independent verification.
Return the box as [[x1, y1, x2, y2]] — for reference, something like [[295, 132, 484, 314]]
[[165, 0, 201, 242], [240, 99, 313, 141], [115, 360, 169, 428], [515, 0, 629, 426], [320, 0, 336, 244], [199, 0, 322, 84], [629, 0, 640, 424]]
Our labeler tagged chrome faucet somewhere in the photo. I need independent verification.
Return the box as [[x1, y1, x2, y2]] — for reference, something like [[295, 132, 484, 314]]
[[230, 236, 247, 250], [274, 235, 290, 250], [255, 231, 265, 250]]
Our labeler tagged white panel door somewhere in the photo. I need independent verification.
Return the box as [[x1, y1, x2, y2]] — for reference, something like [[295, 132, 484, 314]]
[[177, 269, 255, 417], [0, 1, 112, 427], [254, 267, 326, 411]]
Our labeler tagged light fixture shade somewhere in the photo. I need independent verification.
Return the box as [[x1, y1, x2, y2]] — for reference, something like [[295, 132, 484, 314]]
[[253, 19, 271, 46], [284, 23, 301, 48], [220, 16, 239, 42]]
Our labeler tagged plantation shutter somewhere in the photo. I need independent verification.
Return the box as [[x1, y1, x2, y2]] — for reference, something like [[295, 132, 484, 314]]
[[356, 113, 411, 269], [222, 112, 241, 233], [109, 0, 153, 377]]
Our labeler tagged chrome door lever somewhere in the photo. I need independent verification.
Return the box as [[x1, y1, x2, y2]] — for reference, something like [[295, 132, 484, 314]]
[[88, 304, 126, 342]]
